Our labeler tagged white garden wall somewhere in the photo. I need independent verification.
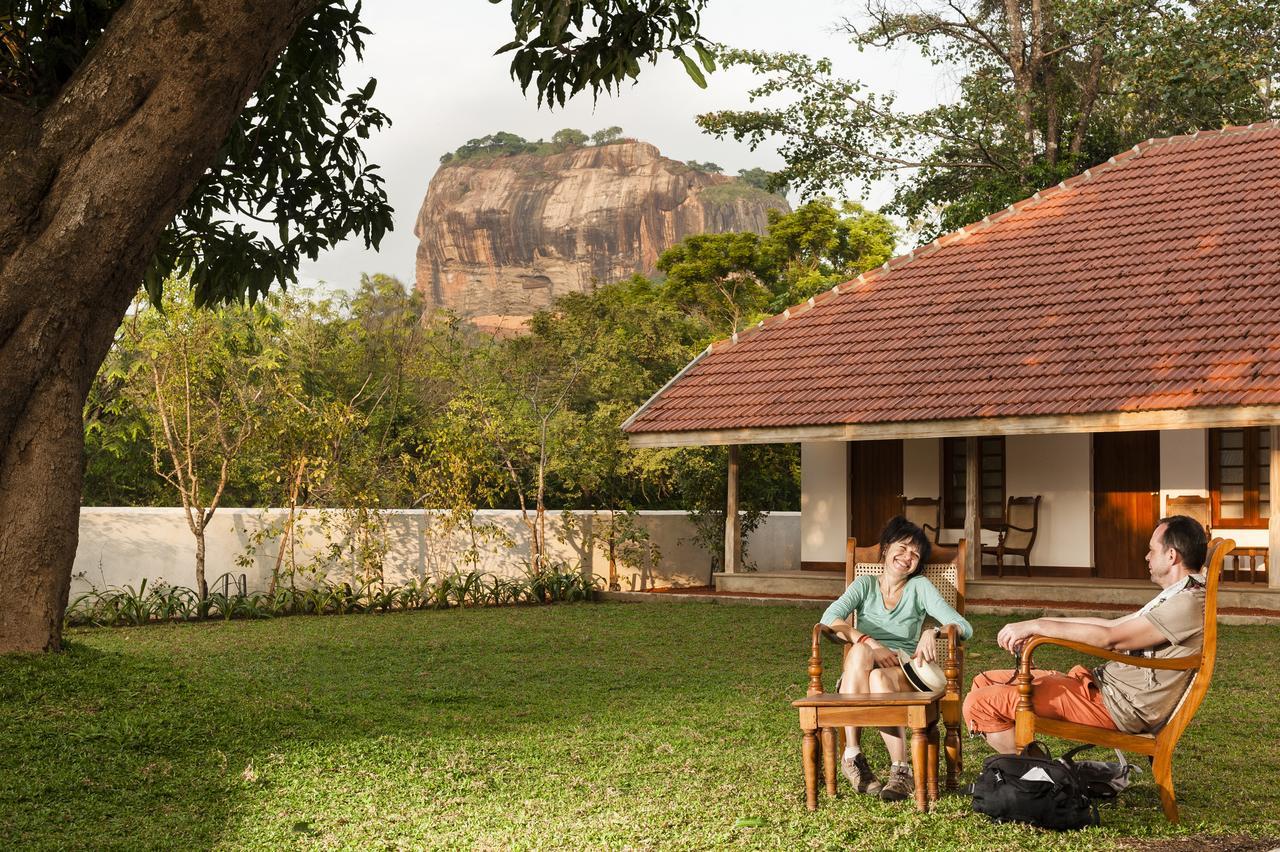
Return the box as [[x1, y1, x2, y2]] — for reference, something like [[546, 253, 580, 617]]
[[72, 508, 800, 596]]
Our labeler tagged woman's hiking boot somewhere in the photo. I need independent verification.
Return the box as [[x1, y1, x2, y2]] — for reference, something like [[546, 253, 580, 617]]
[[840, 752, 882, 795], [879, 763, 915, 802]]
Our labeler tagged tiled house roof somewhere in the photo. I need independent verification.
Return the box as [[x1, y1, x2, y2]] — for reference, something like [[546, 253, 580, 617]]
[[624, 122, 1280, 439]]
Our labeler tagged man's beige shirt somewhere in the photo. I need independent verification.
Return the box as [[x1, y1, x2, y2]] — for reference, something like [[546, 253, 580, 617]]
[[1093, 584, 1205, 734]]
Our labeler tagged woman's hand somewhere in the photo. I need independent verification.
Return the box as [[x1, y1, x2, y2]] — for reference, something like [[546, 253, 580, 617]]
[[864, 641, 900, 669], [913, 627, 939, 664]]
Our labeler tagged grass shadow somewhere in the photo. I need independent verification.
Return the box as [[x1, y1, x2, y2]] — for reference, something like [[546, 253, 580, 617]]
[[0, 607, 1277, 849]]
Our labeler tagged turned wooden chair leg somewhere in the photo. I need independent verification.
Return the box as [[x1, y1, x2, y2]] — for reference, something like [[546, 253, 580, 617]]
[[1152, 752, 1179, 823], [944, 721, 961, 790], [927, 721, 940, 802], [802, 730, 819, 811], [821, 727, 838, 796], [911, 726, 929, 813]]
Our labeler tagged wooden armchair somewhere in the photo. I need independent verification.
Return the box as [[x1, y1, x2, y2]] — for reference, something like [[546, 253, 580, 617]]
[[903, 497, 942, 544], [982, 495, 1041, 576], [805, 538, 968, 790], [1166, 495, 1211, 538], [1014, 537, 1234, 823]]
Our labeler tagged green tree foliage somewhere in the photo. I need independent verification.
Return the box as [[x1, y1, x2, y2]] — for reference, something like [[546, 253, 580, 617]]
[[685, 159, 723, 172], [438, 127, 620, 165], [698, 1, 1280, 236], [119, 286, 279, 597], [551, 127, 589, 147], [673, 443, 800, 572], [658, 199, 895, 335], [442, 131, 539, 164], [591, 125, 625, 145], [1, 0, 394, 306], [83, 340, 169, 508], [497, 0, 716, 105], [88, 230, 869, 577], [736, 166, 788, 195]]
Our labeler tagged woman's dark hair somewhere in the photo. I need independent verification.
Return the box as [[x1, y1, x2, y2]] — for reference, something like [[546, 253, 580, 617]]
[[1158, 515, 1208, 571], [878, 514, 932, 578]]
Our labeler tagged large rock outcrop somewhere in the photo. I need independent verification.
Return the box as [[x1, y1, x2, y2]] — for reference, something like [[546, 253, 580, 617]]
[[413, 140, 788, 326]]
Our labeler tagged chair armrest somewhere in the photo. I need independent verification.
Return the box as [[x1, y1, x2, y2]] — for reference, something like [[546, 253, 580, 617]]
[[1004, 523, 1035, 534], [1017, 635, 1201, 677], [813, 622, 851, 646], [944, 623, 963, 696], [808, 623, 851, 695]]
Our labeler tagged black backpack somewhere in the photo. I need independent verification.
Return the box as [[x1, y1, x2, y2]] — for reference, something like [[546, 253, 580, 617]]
[[969, 742, 1101, 830]]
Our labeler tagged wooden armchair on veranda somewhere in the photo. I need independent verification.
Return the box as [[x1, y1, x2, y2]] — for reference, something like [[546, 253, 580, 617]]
[[982, 495, 1041, 576], [903, 497, 942, 544], [805, 538, 969, 790], [1166, 495, 1211, 538], [1014, 537, 1234, 823]]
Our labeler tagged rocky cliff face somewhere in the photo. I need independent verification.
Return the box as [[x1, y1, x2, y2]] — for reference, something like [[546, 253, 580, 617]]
[[413, 140, 788, 325]]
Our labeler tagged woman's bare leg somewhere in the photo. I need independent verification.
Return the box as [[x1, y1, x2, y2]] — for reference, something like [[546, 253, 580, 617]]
[[869, 667, 912, 763], [839, 643, 876, 748]]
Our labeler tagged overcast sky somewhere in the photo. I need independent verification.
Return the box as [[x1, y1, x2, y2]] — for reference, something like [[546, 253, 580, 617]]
[[296, 1, 948, 290]]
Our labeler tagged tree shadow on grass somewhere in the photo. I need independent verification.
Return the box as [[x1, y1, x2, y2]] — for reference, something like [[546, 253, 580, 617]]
[[0, 606, 751, 849], [2, 607, 1278, 849]]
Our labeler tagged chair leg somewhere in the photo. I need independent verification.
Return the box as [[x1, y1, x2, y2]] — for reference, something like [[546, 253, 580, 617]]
[[944, 721, 961, 790], [1152, 751, 1179, 823], [821, 727, 838, 796], [911, 726, 929, 812], [802, 730, 819, 811]]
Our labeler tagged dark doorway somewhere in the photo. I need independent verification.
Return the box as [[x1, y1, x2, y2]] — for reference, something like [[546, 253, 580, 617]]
[[849, 440, 904, 547], [1093, 431, 1160, 579]]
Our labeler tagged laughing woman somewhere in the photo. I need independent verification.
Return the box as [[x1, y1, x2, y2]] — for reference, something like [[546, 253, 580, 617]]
[[818, 515, 974, 802]]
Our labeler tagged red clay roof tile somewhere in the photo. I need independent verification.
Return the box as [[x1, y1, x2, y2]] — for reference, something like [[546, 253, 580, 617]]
[[625, 123, 1280, 435]]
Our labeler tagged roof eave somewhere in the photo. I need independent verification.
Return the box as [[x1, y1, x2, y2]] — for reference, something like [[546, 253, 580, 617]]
[[625, 404, 1280, 448]]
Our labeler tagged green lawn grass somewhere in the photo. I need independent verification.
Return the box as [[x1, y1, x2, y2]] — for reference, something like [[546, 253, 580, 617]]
[[2, 604, 1277, 850]]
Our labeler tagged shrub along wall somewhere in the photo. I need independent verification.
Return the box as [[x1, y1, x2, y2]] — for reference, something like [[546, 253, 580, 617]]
[[72, 507, 800, 598]]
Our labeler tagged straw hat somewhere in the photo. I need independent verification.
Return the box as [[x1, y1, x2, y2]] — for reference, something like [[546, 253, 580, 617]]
[[896, 648, 946, 692]]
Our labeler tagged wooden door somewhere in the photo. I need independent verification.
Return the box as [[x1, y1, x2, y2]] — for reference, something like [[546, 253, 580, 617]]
[[849, 440, 904, 547], [1093, 431, 1160, 579]]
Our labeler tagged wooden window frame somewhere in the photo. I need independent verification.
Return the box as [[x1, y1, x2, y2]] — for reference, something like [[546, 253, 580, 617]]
[[1208, 427, 1270, 529], [941, 437, 1006, 529]]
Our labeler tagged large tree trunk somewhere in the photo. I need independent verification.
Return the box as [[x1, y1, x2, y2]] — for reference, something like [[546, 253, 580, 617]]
[[0, 0, 318, 653], [0, 342, 90, 651]]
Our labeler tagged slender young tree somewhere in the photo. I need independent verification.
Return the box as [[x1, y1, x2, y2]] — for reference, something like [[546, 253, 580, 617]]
[[122, 289, 275, 598]]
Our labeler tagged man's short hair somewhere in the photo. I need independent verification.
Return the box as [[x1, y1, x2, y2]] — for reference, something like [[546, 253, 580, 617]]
[[1158, 515, 1208, 571], [879, 514, 932, 578]]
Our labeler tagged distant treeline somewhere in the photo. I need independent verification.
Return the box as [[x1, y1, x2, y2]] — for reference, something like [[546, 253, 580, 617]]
[[439, 127, 627, 163], [439, 129, 786, 194]]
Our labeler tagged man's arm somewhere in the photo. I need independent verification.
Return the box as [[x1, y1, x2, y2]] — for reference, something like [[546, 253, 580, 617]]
[[997, 614, 1166, 654]]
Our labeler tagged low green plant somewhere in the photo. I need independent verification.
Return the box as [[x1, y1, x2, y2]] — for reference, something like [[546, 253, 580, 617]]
[[63, 562, 600, 631]]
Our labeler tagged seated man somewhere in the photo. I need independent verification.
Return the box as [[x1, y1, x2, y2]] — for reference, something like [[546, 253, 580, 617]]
[[963, 514, 1208, 753]]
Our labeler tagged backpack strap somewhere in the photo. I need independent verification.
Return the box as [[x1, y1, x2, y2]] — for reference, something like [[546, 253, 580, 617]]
[[1019, 740, 1052, 759], [1060, 743, 1097, 764]]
